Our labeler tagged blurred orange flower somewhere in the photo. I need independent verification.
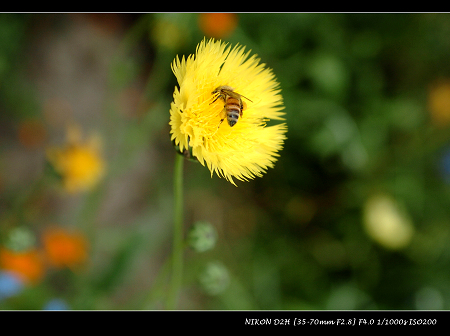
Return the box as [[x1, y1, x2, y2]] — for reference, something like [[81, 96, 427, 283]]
[[42, 228, 88, 269], [18, 119, 47, 149], [0, 248, 45, 284], [198, 13, 238, 39], [46, 125, 105, 193], [428, 80, 450, 126]]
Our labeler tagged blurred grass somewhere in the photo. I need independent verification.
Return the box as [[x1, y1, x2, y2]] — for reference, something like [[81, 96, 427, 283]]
[[1, 13, 450, 310]]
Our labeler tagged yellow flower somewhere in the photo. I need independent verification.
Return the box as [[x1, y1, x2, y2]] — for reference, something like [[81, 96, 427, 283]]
[[428, 80, 450, 127], [151, 18, 186, 51], [46, 125, 105, 193], [169, 38, 287, 185]]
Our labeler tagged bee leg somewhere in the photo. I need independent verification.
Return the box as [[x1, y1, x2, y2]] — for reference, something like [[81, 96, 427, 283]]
[[217, 106, 227, 128], [210, 117, 224, 137], [210, 93, 222, 105]]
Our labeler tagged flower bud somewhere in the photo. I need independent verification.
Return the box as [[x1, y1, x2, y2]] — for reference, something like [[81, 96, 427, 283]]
[[187, 221, 217, 252], [5, 227, 36, 252], [199, 261, 229, 295]]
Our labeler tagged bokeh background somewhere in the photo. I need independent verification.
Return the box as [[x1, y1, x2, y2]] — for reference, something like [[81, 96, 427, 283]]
[[1, 13, 450, 310]]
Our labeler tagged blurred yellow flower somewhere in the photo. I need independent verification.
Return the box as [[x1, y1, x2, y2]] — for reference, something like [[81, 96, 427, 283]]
[[198, 13, 238, 39], [151, 19, 186, 50], [0, 248, 45, 284], [363, 194, 414, 250], [428, 80, 450, 126], [170, 38, 287, 185], [42, 227, 88, 269], [46, 125, 105, 193]]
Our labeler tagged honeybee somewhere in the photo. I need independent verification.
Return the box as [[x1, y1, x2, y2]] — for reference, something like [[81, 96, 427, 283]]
[[211, 86, 252, 127]]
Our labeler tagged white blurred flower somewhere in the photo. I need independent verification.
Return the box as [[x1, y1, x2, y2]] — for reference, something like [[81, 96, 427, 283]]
[[199, 261, 229, 295], [363, 194, 414, 250]]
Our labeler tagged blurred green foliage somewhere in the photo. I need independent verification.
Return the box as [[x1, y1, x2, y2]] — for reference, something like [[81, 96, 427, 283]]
[[1, 13, 450, 310]]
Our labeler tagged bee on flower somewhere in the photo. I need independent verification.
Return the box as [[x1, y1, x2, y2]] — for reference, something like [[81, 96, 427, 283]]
[[169, 38, 287, 185], [46, 124, 105, 193]]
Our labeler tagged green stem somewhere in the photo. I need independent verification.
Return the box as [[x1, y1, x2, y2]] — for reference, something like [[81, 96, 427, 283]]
[[167, 153, 184, 309]]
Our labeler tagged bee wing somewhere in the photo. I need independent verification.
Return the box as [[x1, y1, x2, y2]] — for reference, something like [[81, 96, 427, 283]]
[[221, 89, 238, 98], [228, 90, 253, 103]]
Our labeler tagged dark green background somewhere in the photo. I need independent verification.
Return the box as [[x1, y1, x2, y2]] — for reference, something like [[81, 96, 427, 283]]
[[1, 13, 450, 310]]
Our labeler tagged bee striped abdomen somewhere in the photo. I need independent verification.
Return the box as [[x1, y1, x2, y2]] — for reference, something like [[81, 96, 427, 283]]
[[226, 97, 242, 127], [212, 86, 251, 128]]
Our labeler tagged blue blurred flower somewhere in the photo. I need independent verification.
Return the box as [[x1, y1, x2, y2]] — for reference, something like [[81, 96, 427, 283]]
[[438, 147, 450, 183], [43, 298, 70, 310], [0, 271, 24, 300]]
